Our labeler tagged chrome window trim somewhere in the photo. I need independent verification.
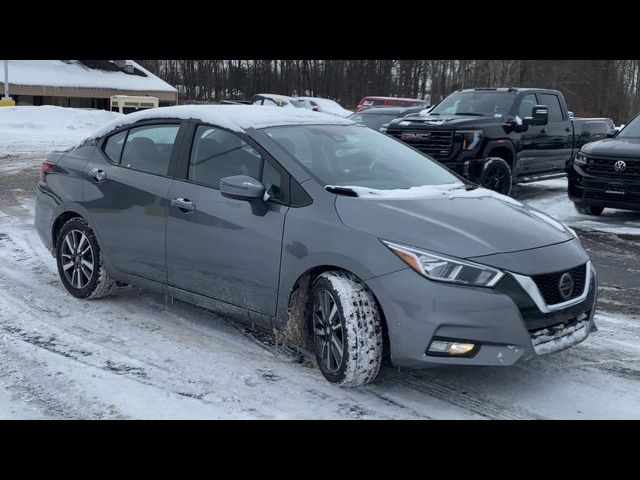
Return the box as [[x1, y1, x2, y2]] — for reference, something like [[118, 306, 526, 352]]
[[510, 261, 592, 313]]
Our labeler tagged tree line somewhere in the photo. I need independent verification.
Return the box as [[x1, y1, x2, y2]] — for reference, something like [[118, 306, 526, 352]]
[[137, 60, 640, 124]]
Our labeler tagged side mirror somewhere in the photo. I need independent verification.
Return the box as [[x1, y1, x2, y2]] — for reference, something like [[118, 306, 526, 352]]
[[606, 129, 618, 138], [220, 175, 268, 216], [524, 105, 549, 127]]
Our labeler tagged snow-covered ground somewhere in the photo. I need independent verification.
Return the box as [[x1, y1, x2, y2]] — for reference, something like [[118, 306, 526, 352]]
[[0, 106, 121, 157], [515, 178, 640, 236]]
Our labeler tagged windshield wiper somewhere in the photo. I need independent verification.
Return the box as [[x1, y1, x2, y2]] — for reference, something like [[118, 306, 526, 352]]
[[452, 112, 485, 116], [465, 184, 480, 191]]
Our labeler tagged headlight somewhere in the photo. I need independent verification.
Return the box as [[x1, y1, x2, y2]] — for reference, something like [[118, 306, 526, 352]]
[[574, 152, 588, 166], [458, 130, 482, 150], [380, 123, 389, 133], [382, 241, 504, 287]]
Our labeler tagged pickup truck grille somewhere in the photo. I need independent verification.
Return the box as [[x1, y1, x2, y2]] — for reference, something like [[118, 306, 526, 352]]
[[532, 264, 587, 306], [387, 130, 454, 159], [583, 155, 640, 178]]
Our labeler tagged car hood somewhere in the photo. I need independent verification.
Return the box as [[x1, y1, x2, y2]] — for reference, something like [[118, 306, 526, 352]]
[[582, 137, 640, 156], [334, 185, 574, 259], [389, 113, 505, 129]]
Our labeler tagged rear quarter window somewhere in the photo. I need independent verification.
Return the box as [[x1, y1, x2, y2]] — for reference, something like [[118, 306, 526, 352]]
[[103, 130, 127, 163]]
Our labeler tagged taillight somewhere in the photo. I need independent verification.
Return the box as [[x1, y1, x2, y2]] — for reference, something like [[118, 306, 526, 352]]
[[40, 161, 54, 182]]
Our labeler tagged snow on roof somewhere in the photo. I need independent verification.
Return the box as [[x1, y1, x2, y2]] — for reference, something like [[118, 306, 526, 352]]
[[87, 104, 355, 139], [0, 60, 177, 92]]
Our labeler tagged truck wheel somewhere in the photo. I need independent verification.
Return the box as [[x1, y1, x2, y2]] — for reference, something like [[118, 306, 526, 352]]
[[55, 217, 115, 299], [309, 271, 383, 387], [480, 157, 512, 196], [574, 202, 605, 216]]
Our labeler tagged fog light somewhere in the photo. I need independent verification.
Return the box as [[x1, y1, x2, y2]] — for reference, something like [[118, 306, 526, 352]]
[[427, 339, 477, 356]]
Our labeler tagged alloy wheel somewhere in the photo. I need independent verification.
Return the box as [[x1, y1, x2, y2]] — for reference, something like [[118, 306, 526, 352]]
[[312, 289, 345, 373], [61, 229, 94, 289]]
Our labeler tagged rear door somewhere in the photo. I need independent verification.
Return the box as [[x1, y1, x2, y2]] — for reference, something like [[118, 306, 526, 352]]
[[165, 123, 289, 318], [83, 120, 185, 283]]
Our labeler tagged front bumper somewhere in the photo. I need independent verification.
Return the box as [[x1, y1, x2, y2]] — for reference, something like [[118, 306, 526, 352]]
[[568, 164, 640, 211], [367, 262, 597, 369]]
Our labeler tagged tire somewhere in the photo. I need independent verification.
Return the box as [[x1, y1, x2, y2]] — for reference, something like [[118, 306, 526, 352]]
[[480, 157, 512, 196], [574, 202, 605, 216], [309, 271, 383, 387], [55, 217, 115, 299]]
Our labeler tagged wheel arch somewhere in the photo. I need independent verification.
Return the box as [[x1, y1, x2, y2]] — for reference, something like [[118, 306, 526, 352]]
[[276, 264, 391, 363], [484, 140, 516, 165]]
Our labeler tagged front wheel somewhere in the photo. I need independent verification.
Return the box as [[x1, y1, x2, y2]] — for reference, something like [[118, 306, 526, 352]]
[[574, 202, 604, 216], [56, 217, 115, 299], [479, 157, 512, 196], [310, 272, 383, 387]]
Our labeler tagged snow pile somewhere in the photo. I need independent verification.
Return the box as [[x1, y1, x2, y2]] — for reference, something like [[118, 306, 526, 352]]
[[87, 105, 354, 140], [0, 60, 176, 93], [298, 97, 353, 117], [0, 106, 121, 155], [325, 183, 466, 199]]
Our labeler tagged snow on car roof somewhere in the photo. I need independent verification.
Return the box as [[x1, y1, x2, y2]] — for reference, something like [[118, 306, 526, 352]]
[[87, 104, 355, 139]]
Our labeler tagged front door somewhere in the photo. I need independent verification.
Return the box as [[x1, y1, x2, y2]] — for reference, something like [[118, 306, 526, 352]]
[[166, 124, 289, 317]]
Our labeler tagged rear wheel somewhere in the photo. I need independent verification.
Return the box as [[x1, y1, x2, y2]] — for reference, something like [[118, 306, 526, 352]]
[[480, 157, 512, 196], [574, 202, 604, 216], [56, 217, 115, 299], [310, 271, 383, 387]]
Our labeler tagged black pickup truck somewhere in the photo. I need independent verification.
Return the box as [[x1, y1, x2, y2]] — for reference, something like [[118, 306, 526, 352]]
[[385, 87, 604, 195]]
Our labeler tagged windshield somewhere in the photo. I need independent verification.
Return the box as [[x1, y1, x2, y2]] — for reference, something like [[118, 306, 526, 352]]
[[264, 124, 461, 190], [348, 112, 399, 131], [430, 91, 517, 117], [617, 115, 640, 139]]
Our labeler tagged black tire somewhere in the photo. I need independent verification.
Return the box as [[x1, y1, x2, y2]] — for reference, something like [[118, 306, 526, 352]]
[[480, 157, 512, 196], [309, 271, 383, 387], [574, 202, 605, 216], [55, 217, 115, 299]]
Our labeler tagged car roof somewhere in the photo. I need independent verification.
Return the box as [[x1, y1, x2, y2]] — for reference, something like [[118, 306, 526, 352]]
[[455, 87, 561, 94], [86, 105, 355, 140], [353, 106, 425, 115], [360, 96, 424, 102]]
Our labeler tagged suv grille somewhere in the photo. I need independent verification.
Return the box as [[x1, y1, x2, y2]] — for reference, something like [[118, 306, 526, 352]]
[[583, 155, 640, 178], [388, 130, 454, 159], [532, 264, 587, 306]]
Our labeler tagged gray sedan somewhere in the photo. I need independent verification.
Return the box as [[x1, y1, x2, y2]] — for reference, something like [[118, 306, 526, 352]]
[[35, 105, 597, 386]]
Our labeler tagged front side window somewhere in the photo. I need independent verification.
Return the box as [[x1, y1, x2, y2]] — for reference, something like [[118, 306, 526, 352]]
[[517, 93, 538, 118], [119, 124, 179, 176], [189, 125, 262, 189], [265, 124, 461, 190], [538, 93, 564, 122]]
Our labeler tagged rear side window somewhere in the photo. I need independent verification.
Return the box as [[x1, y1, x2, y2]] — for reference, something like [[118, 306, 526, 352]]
[[104, 130, 127, 162], [119, 124, 180, 176], [189, 125, 262, 189], [539, 93, 564, 122]]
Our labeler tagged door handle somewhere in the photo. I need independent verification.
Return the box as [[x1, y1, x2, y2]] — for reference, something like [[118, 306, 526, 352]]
[[540, 128, 548, 134], [565, 126, 571, 132], [171, 198, 197, 213], [88, 168, 107, 182]]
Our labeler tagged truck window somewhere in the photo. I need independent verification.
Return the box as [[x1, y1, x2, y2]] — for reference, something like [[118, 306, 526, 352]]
[[517, 94, 537, 118], [539, 93, 564, 122]]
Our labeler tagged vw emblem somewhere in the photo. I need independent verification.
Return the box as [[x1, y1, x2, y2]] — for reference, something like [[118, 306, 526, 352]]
[[614, 160, 627, 172], [558, 273, 575, 301]]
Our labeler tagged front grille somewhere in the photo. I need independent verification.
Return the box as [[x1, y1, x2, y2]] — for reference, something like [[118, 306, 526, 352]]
[[583, 155, 640, 178], [388, 129, 454, 159], [532, 264, 587, 306]]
